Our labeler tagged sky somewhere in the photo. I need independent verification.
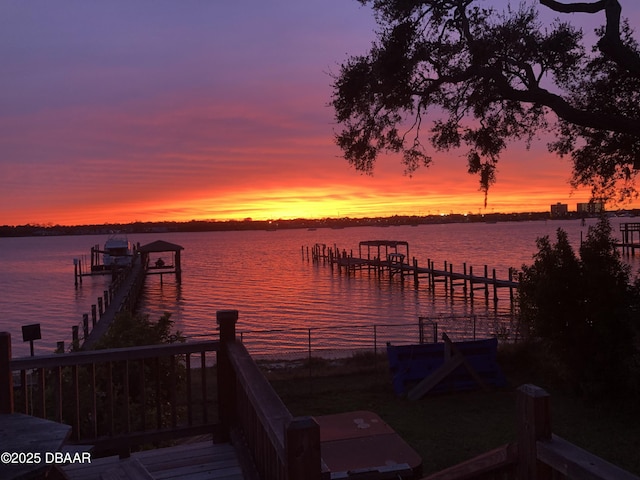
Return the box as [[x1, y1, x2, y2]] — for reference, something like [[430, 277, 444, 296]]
[[2, 1, 640, 226]]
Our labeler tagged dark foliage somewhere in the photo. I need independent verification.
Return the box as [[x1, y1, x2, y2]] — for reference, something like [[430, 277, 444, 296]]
[[332, 0, 640, 205], [518, 216, 640, 397]]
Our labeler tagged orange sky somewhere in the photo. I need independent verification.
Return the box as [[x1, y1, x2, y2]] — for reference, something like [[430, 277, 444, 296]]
[[2, 1, 639, 226]]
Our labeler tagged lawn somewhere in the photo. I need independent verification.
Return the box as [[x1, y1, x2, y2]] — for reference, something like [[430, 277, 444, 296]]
[[262, 353, 640, 477]]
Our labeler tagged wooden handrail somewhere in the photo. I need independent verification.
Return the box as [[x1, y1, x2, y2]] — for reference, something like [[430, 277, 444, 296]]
[[10, 340, 219, 370], [421, 443, 517, 480], [227, 341, 292, 462], [217, 310, 322, 480], [537, 434, 640, 480], [2, 335, 221, 453], [420, 384, 639, 480]]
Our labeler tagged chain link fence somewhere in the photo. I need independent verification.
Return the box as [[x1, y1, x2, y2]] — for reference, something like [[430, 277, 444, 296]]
[[224, 312, 519, 362]]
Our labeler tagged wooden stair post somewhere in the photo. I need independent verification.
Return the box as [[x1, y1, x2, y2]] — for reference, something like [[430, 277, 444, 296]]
[[217, 309, 238, 441], [286, 416, 322, 480], [517, 384, 552, 479], [0, 332, 13, 414]]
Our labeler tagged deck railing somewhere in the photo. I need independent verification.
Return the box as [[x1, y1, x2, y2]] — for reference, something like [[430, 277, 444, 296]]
[[422, 384, 639, 480], [1, 334, 219, 455], [217, 310, 324, 480], [1, 311, 325, 479]]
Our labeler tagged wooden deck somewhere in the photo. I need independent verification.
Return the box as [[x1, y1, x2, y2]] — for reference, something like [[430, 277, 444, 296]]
[[63, 441, 244, 480]]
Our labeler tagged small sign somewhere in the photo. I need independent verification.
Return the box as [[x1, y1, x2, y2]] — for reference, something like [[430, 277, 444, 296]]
[[22, 324, 42, 342]]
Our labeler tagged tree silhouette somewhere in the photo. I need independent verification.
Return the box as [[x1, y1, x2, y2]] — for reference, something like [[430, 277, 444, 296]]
[[518, 217, 639, 396], [331, 0, 640, 204]]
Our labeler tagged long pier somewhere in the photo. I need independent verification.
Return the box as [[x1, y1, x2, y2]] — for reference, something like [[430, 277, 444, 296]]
[[304, 240, 518, 305]]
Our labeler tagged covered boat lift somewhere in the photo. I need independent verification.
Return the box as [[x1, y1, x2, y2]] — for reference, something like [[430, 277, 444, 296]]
[[138, 240, 184, 283], [358, 240, 409, 262]]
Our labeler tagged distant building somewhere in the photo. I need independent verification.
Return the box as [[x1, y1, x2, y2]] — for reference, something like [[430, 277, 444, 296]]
[[577, 202, 604, 214], [550, 203, 568, 216]]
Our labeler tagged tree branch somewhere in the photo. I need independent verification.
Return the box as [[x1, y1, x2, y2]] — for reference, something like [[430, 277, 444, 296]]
[[539, 0, 607, 14], [485, 67, 640, 134], [540, 0, 640, 75]]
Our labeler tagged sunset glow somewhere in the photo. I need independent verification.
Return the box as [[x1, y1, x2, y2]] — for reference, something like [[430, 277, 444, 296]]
[[2, 1, 640, 227]]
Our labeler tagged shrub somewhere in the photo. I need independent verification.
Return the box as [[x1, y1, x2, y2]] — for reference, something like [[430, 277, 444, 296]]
[[518, 216, 639, 397]]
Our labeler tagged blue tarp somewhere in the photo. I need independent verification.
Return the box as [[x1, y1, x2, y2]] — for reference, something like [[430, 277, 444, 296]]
[[386, 338, 507, 396]]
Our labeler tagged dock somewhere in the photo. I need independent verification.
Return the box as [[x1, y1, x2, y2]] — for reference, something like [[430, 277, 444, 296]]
[[304, 240, 518, 305], [617, 222, 640, 255], [66, 240, 184, 351]]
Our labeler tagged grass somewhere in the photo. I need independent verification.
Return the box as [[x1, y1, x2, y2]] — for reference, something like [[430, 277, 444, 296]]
[[262, 350, 640, 477]]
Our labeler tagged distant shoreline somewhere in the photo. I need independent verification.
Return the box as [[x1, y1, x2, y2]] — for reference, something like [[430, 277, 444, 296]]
[[1, 210, 636, 238]]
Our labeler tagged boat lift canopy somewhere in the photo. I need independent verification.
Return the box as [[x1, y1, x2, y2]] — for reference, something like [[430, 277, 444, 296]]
[[358, 240, 409, 261]]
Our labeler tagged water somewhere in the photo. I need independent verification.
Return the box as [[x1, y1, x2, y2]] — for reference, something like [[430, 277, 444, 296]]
[[1, 217, 637, 358]]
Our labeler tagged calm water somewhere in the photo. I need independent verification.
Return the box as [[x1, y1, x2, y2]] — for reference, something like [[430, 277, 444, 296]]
[[1, 217, 637, 358]]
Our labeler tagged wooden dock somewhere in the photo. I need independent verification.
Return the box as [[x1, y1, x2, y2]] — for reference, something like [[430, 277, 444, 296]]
[[304, 241, 518, 304], [617, 222, 640, 255], [65, 240, 185, 351]]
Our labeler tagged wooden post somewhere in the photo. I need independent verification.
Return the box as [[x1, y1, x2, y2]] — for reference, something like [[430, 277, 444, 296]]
[[286, 416, 322, 480], [91, 305, 97, 327], [449, 263, 454, 296], [443, 261, 448, 293], [217, 309, 238, 441], [463, 262, 468, 297], [0, 332, 14, 414], [175, 250, 182, 283], [484, 265, 489, 301], [83, 314, 89, 339], [517, 384, 552, 479], [72, 326, 79, 351], [413, 258, 419, 288], [509, 267, 514, 304]]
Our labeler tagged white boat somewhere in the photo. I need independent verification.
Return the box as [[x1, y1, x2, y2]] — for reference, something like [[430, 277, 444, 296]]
[[103, 236, 133, 267]]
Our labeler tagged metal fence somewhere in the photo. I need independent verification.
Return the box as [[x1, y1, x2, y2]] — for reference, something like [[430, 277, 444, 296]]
[[226, 313, 519, 364]]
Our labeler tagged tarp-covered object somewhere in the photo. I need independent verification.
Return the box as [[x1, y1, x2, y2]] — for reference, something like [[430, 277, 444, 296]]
[[387, 338, 506, 397]]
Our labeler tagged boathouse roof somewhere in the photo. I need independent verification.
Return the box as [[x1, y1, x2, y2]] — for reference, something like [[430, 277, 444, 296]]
[[138, 240, 184, 253], [359, 240, 409, 247]]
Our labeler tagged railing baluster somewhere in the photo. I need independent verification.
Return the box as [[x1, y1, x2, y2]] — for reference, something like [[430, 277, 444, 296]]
[[72, 364, 80, 440], [140, 358, 146, 432], [124, 360, 130, 433], [107, 361, 114, 436], [20, 370, 27, 414], [155, 357, 161, 429], [186, 354, 192, 426], [55, 366, 62, 423], [90, 363, 97, 438], [38, 367, 45, 417], [200, 352, 207, 424], [170, 355, 177, 428]]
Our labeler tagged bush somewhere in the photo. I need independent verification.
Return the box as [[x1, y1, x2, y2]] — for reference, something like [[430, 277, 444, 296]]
[[518, 216, 639, 397]]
